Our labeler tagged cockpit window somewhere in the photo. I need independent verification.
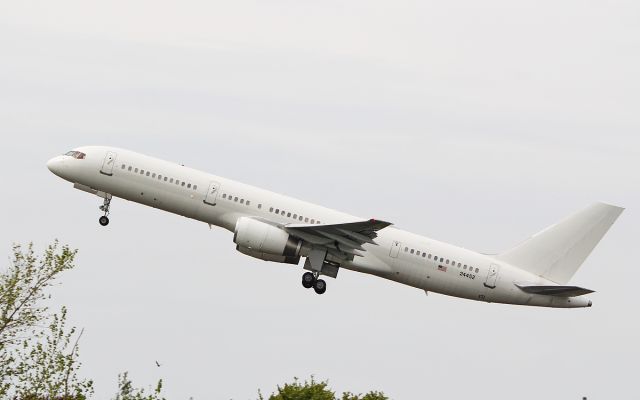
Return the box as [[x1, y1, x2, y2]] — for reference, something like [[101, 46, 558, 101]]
[[64, 151, 86, 159]]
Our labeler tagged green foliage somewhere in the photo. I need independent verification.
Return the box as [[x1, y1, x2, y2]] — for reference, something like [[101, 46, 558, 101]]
[[12, 307, 94, 399], [0, 241, 77, 346], [263, 376, 335, 400], [0, 242, 93, 399], [112, 372, 166, 400], [259, 377, 389, 400], [340, 391, 389, 400]]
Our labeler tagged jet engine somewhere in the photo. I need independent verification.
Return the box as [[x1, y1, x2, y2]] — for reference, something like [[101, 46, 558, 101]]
[[233, 217, 302, 264]]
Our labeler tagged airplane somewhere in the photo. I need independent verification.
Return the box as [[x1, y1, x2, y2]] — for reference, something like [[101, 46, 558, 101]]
[[47, 146, 624, 308]]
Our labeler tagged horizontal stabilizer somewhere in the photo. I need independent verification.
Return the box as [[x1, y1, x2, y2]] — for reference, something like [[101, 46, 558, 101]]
[[515, 284, 594, 297]]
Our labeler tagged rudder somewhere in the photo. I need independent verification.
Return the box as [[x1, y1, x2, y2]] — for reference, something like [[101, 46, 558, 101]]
[[497, 202, 624, 284]]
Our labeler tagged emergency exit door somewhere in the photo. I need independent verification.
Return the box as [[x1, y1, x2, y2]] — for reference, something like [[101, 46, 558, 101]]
[[203, 181, 221, 206], [389, 241, 402, 258]]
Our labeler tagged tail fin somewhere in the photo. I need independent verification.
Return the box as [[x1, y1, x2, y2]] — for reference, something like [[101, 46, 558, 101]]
[[497, 202, 624, 284]]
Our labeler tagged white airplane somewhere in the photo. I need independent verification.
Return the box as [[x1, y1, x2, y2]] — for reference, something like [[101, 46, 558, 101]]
[[47, 146, 623, 308]]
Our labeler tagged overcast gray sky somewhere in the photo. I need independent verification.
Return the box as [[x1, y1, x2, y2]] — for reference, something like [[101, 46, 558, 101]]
[[1, 1, 638, 399]]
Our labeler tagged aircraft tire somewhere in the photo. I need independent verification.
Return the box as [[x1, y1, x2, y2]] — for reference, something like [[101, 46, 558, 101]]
[[302, 272, 315, 289], [313, 279, 327, 295], [99, 216, 110, 226]]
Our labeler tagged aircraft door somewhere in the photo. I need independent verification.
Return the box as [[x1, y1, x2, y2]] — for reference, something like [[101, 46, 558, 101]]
[[203, 181, 221, 206], [100, 151, 117, 176], [389, 241, 401, 258], [484, 264, 500, 289]]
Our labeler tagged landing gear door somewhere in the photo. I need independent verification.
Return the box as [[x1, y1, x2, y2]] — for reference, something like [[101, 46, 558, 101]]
[[203, 181, 221, 206], [100, 151, 117, 176], [389, 241, 401, 258], [484, 264, 500, 289]]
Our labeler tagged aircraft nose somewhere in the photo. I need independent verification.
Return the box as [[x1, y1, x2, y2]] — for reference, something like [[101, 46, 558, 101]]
[[47, 156, 66, 177]]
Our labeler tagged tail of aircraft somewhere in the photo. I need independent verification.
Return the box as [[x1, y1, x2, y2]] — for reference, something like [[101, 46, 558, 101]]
[[497, 202, 624, 284]]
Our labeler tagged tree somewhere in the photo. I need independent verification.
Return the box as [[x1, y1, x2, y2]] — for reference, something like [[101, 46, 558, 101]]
[[261, 376, 335, 400], [112, 372, 165, 400], [341, 391, 388, 400], [0, 242, 93, 399], [259, 377, 389, 400]]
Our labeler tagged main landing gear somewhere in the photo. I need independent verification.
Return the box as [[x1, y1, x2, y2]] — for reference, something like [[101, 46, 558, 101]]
[[98, 195, 112, 226], [302, 271, 327, 295]]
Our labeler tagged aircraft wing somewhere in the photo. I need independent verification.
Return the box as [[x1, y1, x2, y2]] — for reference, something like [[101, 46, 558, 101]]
[[284, 219, 392, 259]]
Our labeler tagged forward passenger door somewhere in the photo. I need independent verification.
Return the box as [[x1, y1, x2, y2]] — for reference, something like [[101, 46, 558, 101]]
[[100, 151, 117, 176]]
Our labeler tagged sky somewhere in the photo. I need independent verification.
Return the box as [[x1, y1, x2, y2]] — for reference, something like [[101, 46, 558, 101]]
[[0, 1, 639, 399]]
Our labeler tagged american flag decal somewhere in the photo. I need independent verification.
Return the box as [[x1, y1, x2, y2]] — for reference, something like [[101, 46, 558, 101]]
[[438, 265, 447, 272]]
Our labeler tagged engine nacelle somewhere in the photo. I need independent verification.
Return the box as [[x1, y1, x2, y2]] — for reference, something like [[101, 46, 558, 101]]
[[233, 217, 302, 264], [236, 245, 300, 265]]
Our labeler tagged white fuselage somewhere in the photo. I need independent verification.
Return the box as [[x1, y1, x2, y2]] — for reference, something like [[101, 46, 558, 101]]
[[47, 146, 591, 308]]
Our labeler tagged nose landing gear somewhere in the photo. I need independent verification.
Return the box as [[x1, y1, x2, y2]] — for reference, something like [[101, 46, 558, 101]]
[[301, 271, 327, 295], [98, 194, 112, 226]]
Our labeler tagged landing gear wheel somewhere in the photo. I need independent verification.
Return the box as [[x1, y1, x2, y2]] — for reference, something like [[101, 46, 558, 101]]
[[302, 272, 315, 289], [313, 279, 327, 295], [98, 194, 112, 227]]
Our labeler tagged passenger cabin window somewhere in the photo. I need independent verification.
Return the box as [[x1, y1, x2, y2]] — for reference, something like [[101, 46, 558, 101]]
[[128, 166, 132, 171], [246, 201, 251, 206], [121, 165, 126, 169]]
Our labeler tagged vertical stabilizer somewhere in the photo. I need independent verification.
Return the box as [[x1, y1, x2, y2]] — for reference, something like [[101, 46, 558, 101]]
[[497, 203, 623, 284]]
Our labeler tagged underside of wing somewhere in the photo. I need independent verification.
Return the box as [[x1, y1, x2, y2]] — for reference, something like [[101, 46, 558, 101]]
[[284, 219, 392, 260]]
